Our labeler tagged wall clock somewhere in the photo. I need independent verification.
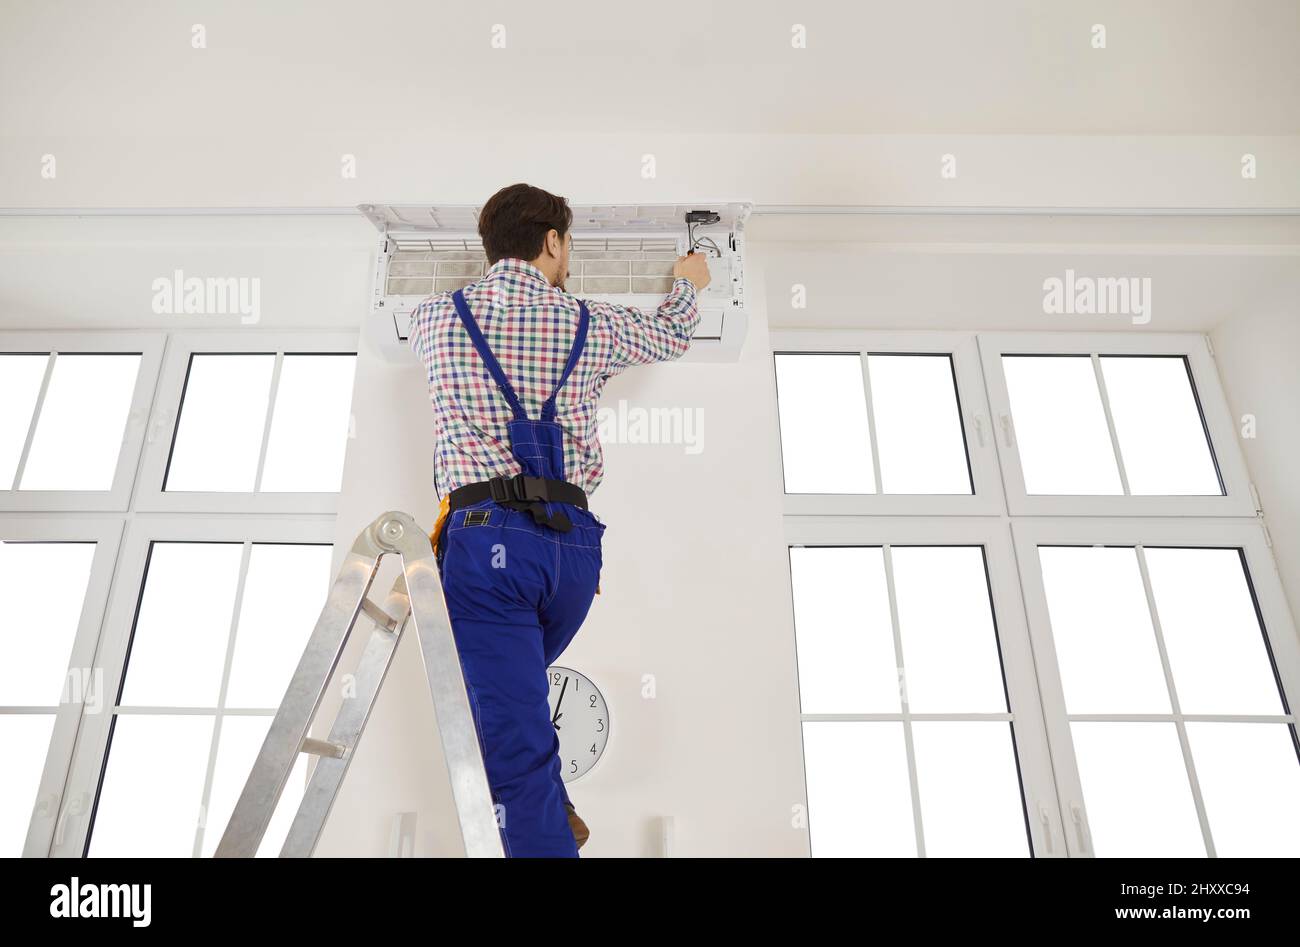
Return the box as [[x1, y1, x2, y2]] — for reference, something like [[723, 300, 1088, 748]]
[[546, 665, 609, 782]]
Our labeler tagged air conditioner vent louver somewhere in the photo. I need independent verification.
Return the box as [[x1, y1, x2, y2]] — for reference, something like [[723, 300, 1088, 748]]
[[362, 202, 751, 364], [385, 236, 684, 297]]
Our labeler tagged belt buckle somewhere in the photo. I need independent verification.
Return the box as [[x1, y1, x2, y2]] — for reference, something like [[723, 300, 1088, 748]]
[[488, 475, 513, 503], [519, 475, 548, 502]]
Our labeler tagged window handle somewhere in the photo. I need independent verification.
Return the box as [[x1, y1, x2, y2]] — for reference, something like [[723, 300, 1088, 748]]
[[972, 413, 987, 448], [1070, 801, 1092, 856], [54, 791, 90, 848], [147, 411, 173, 445], [998, 412, 1015, 448], [1038, 802, 1055, 855]]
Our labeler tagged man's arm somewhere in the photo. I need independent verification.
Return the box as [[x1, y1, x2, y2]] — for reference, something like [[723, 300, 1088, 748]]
[[591, 253, 712, 376]]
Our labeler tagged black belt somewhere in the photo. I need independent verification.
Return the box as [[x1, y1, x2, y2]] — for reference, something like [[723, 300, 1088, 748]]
[[447, 472, 588, 532]]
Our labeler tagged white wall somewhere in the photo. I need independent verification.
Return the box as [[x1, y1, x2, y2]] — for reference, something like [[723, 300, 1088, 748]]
[[1211, 307, 1300, 624]]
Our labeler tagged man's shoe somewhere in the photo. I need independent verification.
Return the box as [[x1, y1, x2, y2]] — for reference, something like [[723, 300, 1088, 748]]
[[565, 802, 589, 849]]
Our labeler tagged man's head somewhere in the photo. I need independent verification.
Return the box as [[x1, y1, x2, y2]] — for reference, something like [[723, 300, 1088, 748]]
[[478, 183, 573, 288]]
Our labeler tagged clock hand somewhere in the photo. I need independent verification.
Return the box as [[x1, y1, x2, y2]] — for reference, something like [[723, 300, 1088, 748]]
[[552, 712, 564, 731], [551, 676, 569, 724]]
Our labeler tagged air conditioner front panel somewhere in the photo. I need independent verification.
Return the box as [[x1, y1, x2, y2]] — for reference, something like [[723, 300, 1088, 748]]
[[365, 202, 750, 362]]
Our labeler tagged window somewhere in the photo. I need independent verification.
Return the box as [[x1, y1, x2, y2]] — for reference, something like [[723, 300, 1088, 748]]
[[75, 528, 332, 857], [51, 518, 338, 857], [163, 353, 357, 494], [774, 333, 999, 515], [1015, 520, 1300, 858], [979, 333, 1253, 516], [5, 329, 359, 857], [0, 333, 164, 511], [136, 333, 358, 513], [785, 517, 1059, 858], [794, 542, 1030, 857], [0, 519, 122, 856], [774, 330, 1298, 858]]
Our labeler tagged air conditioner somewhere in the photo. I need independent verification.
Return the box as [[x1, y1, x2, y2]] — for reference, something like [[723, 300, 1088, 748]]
[[359, 202, 751, 363]]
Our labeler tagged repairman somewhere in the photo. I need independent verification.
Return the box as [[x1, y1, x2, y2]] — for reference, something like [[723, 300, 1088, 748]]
[[408, 183, 711, 856]]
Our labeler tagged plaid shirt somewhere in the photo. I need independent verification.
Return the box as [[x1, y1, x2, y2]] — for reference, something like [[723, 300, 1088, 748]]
[[409, 257, 699, 498]]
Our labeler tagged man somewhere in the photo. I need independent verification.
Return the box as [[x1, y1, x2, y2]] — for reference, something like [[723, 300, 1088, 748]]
[[408, 183, 711, 857]]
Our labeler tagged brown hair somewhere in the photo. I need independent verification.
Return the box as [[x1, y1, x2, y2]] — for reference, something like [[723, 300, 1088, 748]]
[[477, 183, 573, 264]]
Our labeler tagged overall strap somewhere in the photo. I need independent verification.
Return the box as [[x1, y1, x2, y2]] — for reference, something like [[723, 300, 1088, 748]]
[[541, 300, 590, 422], [451, 289, 527, 421]]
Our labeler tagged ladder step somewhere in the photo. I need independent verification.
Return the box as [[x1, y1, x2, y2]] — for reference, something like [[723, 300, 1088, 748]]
[[361, 596, 400, 632], [300, 737, 348, 759]]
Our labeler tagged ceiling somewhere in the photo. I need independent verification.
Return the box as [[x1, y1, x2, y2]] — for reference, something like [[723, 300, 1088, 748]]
[[2, 0, 1297, 138]]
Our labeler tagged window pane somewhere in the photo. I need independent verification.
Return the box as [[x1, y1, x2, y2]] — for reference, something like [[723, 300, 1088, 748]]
[[912, 722, 1028, 857], [1038, 547, 1170, 714], [89, 714, 213, 857], [0, 541, 96, 705], [1185, 722, 1300, 857], [0, 714, 56, 856], [0, 355, 48, 489], [166, 354, 274, 492], [867, 355, 972, 494], [775, 354, 875, 493], [1070, 722, 1205, 857], [20, 354, 141, 491], [260, 355, 357, 492], [202, 715, 308, 857], [891, 547, 1005, 713], [1002, 355, 1122, 495], [119, 543, 243, 707], [1144, 548, 1283, 715], [790, 547, 899, 713], [1100, 357, 1221, 495], [225, 544, 333, 708], [802, 721, 914, 857]]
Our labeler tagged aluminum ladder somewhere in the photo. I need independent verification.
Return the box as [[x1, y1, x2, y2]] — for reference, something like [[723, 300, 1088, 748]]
[[214, 511, 504, 857]]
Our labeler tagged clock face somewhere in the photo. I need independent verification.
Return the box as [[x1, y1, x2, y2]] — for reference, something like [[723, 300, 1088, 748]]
[[546, 666, 609, 783]]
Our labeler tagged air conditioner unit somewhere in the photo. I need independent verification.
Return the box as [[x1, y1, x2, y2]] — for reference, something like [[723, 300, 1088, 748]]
[[359, 202, 752, 364]]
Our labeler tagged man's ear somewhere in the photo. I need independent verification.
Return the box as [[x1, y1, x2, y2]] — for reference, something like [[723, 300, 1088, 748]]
[[547, 228, 562, 257]]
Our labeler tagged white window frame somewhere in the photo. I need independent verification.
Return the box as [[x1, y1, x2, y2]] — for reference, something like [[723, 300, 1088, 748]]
[[784, 515, 1066, 857], [1011, 517, 1298, 858], [2, 517, 124, 857], [775, 328, 1295, 858], [133, 331, 359, 515], [0, 331, 165, 512], [772, 332, 1003, 516], [978, 332, 1256, 517], [47, 512, 338, 857]]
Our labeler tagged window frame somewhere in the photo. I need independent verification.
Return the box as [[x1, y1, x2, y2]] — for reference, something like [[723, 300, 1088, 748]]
[[978, 332, 1256, 517], [1011, 516, 1298, 858], [772, 332, 1003, 516], [133, 331, 359, 515], [0, 331, 165, 512], [46, 512, 338, 857], [0, 516, 125, 857], [784, 515, 1065, 857]]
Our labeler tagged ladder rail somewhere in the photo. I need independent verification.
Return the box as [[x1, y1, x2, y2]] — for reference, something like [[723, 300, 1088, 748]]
[[402, 547, 506, 858]]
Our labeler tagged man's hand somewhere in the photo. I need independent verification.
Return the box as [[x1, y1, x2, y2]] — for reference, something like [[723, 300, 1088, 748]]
[[673, 252, 711, 291]]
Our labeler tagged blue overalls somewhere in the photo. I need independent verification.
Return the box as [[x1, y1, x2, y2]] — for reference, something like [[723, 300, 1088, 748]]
[[433, 288, 605, 857]]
